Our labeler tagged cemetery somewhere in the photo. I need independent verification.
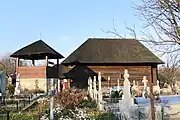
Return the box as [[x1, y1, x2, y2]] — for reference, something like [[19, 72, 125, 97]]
[[1, 38, 180, 120]]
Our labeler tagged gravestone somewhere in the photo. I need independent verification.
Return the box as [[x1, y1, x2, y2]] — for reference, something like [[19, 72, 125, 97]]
[[98, 72, 104, 111], [137, 81, 139, 86], [142, 76, 148, 98], [88, 77, 93, 98], [98, 72, 102, 102], [119, 69, 136, 119], [155, 80, 160, 94], [14, 74, 21, 96], [117, 79, 120, 91], [142, 76, 148, 89], [123, 69, 132, 106], [132, 80, 138, 95], [88, 77, 90, 93], [58, 79, 61, 92], [93, 76, 97, 101], [133, 80, 135, 87], [108, 76, 111, 88]]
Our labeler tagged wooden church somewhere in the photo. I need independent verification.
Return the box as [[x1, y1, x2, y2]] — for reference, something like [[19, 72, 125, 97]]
[[61, 38, 164, 88]]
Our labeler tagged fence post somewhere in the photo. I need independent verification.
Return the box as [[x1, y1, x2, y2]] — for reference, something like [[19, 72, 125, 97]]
[[7, 111, 10, 120], [16, 101, 18, 111], [161, 106, 164, 120], [29, 96, 31, 104], [3, 95, 6, 105], [139, 111, 141, 120], [23, 100, 26, 107], [50, 78, 54, 120], [38, 113, 41, 120]]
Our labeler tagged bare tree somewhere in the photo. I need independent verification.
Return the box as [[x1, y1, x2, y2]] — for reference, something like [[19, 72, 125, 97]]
[[102, 19, 138, 39], [136, 0, 180, 53], [135, 2, 179, 119], [101, 19, 124, 38], [158, 52, 180, 87], [0, 54, 16, 76]]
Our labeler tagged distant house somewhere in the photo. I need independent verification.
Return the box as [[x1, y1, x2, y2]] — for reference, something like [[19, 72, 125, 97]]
[[10, 40, 64, 92], [61, 38, 164, 88]]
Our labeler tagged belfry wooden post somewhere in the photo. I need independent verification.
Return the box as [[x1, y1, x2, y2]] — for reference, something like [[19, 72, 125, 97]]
[[45, 56, 48, 66], [16, 57, 19, 72]]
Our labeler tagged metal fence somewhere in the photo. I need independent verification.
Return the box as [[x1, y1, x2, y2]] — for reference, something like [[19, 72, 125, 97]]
[[0, 112, 41, 120], [106, 107, 148, 120], [103, 98, 180, 120], [0, 111, 10, 120]]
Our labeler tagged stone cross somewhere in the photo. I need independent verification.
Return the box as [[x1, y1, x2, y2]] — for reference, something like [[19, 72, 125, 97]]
[[63, 79, 67, 90], [58, 79, 61, 92], [157, 80, 160, 86], [133, 80, 136, 87], [98, 72, 102, 92], [8, 77, 12, 85], [132, 80, 138, 92], [88, 77, 90, 93], [117, 79, 120, 91], [98, 72, 103, 109], [142, 76, 148, 89], [123, 69, 132, 106], [142, 76, 148, 98], [124, 69, 129, 80], [93, 76, 97, 101], [89, 77, 93, 98], [14, 74, 21, 96], [108, 76, 111, 88], [155, 80, 160, 94], [137, 81, 139, 87]]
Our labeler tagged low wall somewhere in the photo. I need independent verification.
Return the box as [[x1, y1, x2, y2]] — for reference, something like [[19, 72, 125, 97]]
[[20, 78, 46, 91]]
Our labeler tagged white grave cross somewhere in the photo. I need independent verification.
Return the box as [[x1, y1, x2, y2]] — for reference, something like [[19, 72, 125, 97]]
[[117, 79, 120, 91], [142, 76, 148, 89], [88, 77, 93, 98], [142, 76, 148, 98], [93, 76, 97, 101], [123, 69, 132, 106]]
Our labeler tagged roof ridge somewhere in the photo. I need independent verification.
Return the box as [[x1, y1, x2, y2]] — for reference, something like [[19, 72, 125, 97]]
[[88, 38, 137, 40]]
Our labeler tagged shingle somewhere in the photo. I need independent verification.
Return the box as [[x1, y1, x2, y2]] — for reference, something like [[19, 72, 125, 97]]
[[10, 40, 64, 59], [62, 38, 163, 64]]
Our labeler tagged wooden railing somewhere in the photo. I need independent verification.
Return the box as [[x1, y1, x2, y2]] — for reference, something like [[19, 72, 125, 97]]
[[17, 66, 46, 78]]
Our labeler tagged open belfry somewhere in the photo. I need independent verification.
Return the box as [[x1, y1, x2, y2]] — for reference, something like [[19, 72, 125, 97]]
[[10, 40, 64, 92]]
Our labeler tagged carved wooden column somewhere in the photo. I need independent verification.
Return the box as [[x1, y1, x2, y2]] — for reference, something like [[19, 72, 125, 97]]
[[32, 60, 35, 66], [45, 56, 48, 66], [45, 56, 48, 92], [57, 58, 60, 90]]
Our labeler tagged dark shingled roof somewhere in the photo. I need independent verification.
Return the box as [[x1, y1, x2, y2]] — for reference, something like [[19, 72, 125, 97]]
[[53, 64, 71, 79], [10, 40, 64, 59], [62, 38, 163, 65]]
